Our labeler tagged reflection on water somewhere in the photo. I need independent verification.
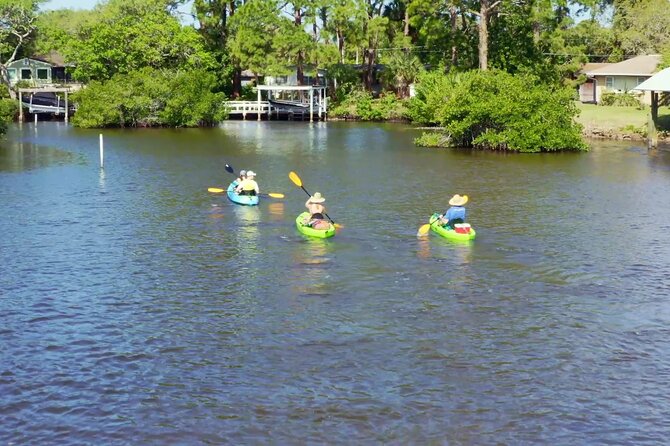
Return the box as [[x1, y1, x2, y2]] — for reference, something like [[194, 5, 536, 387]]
[[0, 139, 81, 172], [291, 239, 332, 298], [267, 202, 284, 220]]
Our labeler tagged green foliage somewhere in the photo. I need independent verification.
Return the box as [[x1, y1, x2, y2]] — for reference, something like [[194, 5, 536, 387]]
[[619, 123, 646, 137], [380, 37, 424, 97], [32, 9, 93, 58], [407, 70, 461, 126], [0, 0, 40, 62], [0, 98, 17, 134], [329, 89, 408, 121], [414, 131, 450, 148], [227, 0, 283, 76], [414, 70, 587, 152], [1, 0, 40, 96], [72, 68, 226, 128], [661, 44, 670, 70], [327, 63, 359, 95], [159, 70, 228, 127], [613, 0, 670, 55], [600, 91, 643, 107], [63, 0, 213, 81]]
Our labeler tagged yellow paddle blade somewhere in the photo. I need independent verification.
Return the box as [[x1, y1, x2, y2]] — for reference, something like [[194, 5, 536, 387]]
[[417, 224, 431, 236], [334, 223, 344, 229], [267, 192, 285, 198], [208, 187, 225, 193], [288, 171, 302, 187]]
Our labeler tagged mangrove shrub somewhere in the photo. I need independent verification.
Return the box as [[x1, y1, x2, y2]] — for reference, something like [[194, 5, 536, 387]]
[[330, 89, 408, 121], [72, 68, 227, 128], [414, 70, 587, 152], [0, 99, 17, 135]]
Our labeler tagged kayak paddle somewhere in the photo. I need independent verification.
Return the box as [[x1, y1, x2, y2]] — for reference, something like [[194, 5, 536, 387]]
[[208, 163, 284, 198], [417, 215, 438, 237], [207, 187, 284, 198], [288, 171, 342, 228]]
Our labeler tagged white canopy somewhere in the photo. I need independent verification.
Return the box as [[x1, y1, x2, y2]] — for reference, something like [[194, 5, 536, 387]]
[[634, 67, 670, 92]]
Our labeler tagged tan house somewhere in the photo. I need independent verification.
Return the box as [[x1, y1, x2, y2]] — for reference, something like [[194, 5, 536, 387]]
[[579, 55, 661, 104]]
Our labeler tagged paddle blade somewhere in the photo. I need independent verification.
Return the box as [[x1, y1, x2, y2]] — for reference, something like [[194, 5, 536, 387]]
[[288, 171, 302, 187], [208, 187, 225, 193], [225, 164, 234, 174], [417, 224, 431, 236], [334, 223, 344, 229], [267, 192, 285, 198]]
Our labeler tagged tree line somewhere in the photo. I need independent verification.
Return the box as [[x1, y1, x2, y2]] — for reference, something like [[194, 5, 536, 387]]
[[1, 0, 669, 149]]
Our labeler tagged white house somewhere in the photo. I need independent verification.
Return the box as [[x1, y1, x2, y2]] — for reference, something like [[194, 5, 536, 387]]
[[579, 55, 661, 105]]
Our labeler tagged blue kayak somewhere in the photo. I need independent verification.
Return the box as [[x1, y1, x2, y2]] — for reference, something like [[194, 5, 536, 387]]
[[226, 182, 259, 206]]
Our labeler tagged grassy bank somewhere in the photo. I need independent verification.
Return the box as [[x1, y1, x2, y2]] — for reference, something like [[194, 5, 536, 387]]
[[575, 102, 670, 139]]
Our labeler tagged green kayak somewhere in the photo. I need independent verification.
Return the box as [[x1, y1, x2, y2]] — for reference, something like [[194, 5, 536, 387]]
[[296, 212, 335, 238], [430, 213, 476, 241]]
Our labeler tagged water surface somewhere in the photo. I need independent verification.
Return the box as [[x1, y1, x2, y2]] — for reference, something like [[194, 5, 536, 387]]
[[2, 121, 670, 444]]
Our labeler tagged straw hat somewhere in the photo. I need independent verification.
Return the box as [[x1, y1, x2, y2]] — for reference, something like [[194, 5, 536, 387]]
[[448, 194, 468, 206], [246, 170, 256, 177], [310, 192, 325, 203]]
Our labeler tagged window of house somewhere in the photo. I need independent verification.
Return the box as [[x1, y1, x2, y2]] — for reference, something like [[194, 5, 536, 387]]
[[605, 76, 613, 89], [7, 68, 17, 82], [21, 69, 32, 80], [37, 68, 49, 80], [637, 76, 647, 85]]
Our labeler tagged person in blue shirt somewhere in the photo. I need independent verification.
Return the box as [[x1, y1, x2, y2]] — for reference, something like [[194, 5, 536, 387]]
[[438, 194, 468, 228]]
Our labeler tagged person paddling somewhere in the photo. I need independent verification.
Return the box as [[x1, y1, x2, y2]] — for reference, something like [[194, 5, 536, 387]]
[[235, 169, 247, 184], [235, 170, 259, 196], [438, 194, 468, 228], [305, 192, 330, 230]]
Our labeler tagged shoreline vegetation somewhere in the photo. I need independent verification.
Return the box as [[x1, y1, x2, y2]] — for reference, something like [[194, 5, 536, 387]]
[[329, 100, 670, 143], [2, 0, 670, 153]]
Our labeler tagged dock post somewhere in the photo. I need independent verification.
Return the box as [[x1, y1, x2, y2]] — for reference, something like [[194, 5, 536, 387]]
[[319, 88, 323, 120], [18, 91, 23, 122], [65, 91, 69, 123], [257, 89, 261, 121], [309, 89, 313, 122], [647, 111, 658, 149]]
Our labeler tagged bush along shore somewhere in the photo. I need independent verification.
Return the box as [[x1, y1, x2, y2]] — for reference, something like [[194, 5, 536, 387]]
[[330, 70, 588, 153]]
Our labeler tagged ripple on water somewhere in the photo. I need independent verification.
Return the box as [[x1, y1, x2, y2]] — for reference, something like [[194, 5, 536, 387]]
[[2, 124, 670, 444]]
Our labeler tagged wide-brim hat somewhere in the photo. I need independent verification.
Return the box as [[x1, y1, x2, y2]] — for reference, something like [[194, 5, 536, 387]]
[[448, 194, 468, 206], [310, 192, 325, 203], [246, 170, 256, 177]]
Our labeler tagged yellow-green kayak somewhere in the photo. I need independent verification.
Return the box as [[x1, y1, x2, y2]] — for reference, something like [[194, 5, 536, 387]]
[[430, 213, 476, 241], [296, 212, 335, 238]]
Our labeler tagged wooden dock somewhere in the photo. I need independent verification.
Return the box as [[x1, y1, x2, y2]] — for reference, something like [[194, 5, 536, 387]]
[[226, 85, 328, 122]]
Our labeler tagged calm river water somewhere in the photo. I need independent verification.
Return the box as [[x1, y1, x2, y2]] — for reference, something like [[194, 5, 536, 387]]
[[2, 121, 670, 444]]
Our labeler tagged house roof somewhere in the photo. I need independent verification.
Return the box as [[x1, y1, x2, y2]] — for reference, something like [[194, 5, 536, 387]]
[[585, 55, 661, 77], [634, 67, 670, 92], [580, 62, 610, 74], [28, 51, 75, 67]]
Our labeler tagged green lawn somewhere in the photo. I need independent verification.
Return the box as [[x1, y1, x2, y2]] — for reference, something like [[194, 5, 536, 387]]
[[575, 102, 670, 132]]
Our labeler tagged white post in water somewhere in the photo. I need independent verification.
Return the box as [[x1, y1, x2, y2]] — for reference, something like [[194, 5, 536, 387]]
[[309, 88, 314, 123], [34, 113, 37, 124], [99, 133, 104, 168]]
